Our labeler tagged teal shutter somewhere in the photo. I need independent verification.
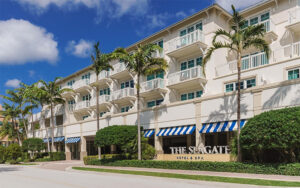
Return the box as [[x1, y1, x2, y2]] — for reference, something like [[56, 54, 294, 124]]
[[156, 71, 164, 79], [180, 30, 186, 36], [196, 23, 202, 30], [225, 84, 234, 92], [158, 40, 163, 48], [188, 92, 194, 100], [181, 94, 187, 101], [181, 62, 187, 70], [188, 26, 194, 33], [196, 57, 202, 66], [196, 90, 203, 98], [261, 12, 269, 21], [147, 74, 155, 81], [188, 60, 195, 68], [250, 17, 258, 25]]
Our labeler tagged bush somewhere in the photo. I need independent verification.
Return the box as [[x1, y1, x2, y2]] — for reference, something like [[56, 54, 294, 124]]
[[240, 107, 300, 163], [85, 159, 300, 176], [0, 145, 6, 163], [5, 143, 22, 161], [122, 136, 156, 160], [22, 138, 45, 153], [83, 154, 126, 165], [50, 152, 66, 161]]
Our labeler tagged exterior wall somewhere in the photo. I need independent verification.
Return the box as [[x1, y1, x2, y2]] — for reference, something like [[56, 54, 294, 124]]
[[27, 0, 300, 161]]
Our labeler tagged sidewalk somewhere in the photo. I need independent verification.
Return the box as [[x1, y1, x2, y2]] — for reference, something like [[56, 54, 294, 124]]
[[81, 165, 300, 182]]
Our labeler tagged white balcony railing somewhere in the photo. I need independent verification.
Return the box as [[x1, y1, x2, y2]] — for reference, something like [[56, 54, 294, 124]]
[[90, 95, 111, 106], [68, 104, 75, 113], [227, 52, 268, 71], [74, 79, 90, 89], [288, 7, 300, 25], [74, 100, 90, 111], [90, 71, 110, 83], [111, 63, 127, 75], [168, 66, 204, 86], [30, 112, 41, 123], [261, 20, 272, 32], [167, 29, 204, 53], [273, 41, 300, 62], [140, 78, 165, 93], [111, 88, 135, 101]]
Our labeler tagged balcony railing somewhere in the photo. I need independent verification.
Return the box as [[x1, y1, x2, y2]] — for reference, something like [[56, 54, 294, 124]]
[[74, 79, 90, 89], [140, 78, 165, 93], [167, 29, 204, 53], [168, 66, 204, 86], [288, 7, 300, 25], [273, 41, 300, 62], [227, 52, 268, 71], [90, 71, 110, 83], [74, 100, 90, 111], [111, 88, 135, 101], [111, 63, 127, 75], [68, 104, 75, 112], [90, 95, 111, 106]]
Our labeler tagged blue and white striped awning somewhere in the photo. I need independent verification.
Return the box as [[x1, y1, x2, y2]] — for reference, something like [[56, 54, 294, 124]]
[[43, 138, 52, 143], [199, 120, 246, 133], [144, 129, 155, 138], [156, 125, 196, 137], [54, 137, 65, 142], [65, 137, 81, 144]]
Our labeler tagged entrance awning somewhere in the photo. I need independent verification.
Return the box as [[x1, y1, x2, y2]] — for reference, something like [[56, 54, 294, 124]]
[[156, 125, 196, 137], [65, 137, 81, 144], [54, 136, 65, 142], [144, 129, 155, 138], [43, 138, 52, 143], [199, 120, 246, 133]]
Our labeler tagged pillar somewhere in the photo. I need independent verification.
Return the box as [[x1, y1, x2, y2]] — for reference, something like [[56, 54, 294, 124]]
[[154, 110, 163, 154], [253, 89, 263, 116], [65, 143, 71, 160], [80, 136, 87, 160], [195, 101, 205, 147]]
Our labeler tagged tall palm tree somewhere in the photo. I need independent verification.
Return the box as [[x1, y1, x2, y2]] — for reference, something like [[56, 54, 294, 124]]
[[38, 78, 71, 152], [111, 44, 168, 160], [91, 42, 114, 160], [0, 103, 22, 145], [203, 5, 270, 161]]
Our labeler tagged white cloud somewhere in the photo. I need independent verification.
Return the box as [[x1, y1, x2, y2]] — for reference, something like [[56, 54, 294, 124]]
[[215, 0, 266, 11], [14, 0, 149, 21], [66, 39, 93, 58], [176, 9, 196, 19], [146, 13, 171, 29], [5, 79, 21, 88], [0, 19, 58, 65]]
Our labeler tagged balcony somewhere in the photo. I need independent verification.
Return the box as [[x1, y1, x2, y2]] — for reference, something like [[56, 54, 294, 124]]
[[110, 62, 131, 80], [111, 88, 135, 104], [287, 8, 300, 32], [74, 100, 91, 112], [273, 41, 300, 62], [228, 52, 268, 71], [61, 85, 74, 98], [140, 78, 167, 98], [90, 71, 111, 87], [167, 66, 206, 90], [30, 112, 41, 123], [166, 30, 206, 59], [260, 20, 277, 43], [90, 95, 111, 110], [73, 79, 91, 92]]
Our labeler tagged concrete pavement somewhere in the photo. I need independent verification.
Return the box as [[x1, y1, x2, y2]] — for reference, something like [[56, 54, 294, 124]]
[[0, 164, 273, 188]]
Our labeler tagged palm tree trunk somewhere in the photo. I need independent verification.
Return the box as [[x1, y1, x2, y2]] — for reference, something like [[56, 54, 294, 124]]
[[21, 115, 28, 137], [137, 75, 142, 160], [96, 74, 101, 160], [13, 118, 21, 146], [237, 53, 242, 162], [50, 103, 55, 152], [31, 106, 35, 138]]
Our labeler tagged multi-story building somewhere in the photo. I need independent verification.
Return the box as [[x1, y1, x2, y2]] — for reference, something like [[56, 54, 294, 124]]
[[28, 0, 300, 161]]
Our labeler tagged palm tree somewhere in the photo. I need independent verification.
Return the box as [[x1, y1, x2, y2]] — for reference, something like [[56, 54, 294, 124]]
[[111, 44, 168, 160], [38, 78, 71, 152], [91, 42, 114, 160], [0, 103, 22, 145], [203, 5, 270, 161]]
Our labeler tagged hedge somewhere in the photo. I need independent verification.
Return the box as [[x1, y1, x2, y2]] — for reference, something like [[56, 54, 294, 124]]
[[84, 154, 127, 165], [85, 159, 300, 176]]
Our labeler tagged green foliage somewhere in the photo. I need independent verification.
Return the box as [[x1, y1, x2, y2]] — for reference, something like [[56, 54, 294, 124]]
[[22, 138, 45, 152], [5, 143, 22, 161], [240, 107, 300, 163], [0, 145, 6, 163], [85, 160, 300, 176], [122, 136, 155, 160], [83, 154, 126, 165], [50, 152, 66, 161], [95, 125, 138, 147]]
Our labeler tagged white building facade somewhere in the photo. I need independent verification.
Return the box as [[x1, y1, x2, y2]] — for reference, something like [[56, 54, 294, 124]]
[[28, 0, 300, 161]]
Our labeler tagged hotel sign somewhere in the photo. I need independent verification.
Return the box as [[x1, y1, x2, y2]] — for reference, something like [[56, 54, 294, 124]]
[[169, 144, 230, 155]]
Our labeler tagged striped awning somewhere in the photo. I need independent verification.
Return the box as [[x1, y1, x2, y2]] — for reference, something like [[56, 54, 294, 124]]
[[43, 138, 52, 143], [65, 137, 81, 144], [144, 129, 155, 138], [54, 137, 65, 142], [156, 125, 196, 137], [199, 120, 246, 133]]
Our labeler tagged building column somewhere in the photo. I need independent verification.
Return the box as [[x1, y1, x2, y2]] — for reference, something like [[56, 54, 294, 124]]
[[186, 134, 192, 149], [80, 136, 87, 160], [195, 101, 205, 147], [253, 89, 263, 116], [154, 110, 163, 154], [65, 144, 71, 160]]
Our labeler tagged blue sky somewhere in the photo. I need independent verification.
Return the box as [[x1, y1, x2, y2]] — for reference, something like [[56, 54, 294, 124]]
[[0, 0, 263, 104]]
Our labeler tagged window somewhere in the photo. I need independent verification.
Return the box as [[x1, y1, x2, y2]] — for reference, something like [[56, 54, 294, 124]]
[[82, 94, 91, 101], [100, 88, 110, 96], [225, 78, 256, 92], [196, 22, 202, 30], [82, 115, 89, 120], [188, 60, 194, 68], [157, 40, 163, 49], [181, 56, 202, 71], [288, 69, 300, 80], [181, 90, 202, 101], [147, 71, 164, 81], [147, 99, 164, 108], [241, 20, 249, 29], [250, 17, 258, 25], [261, 12, 269, 22], [121, 106, 132, 113], [243, 12, 270, 31], [100, 112, 107, 117], [68, 100, 75, 111], [82, 73, 90, 80], [196, 57, 202, 66], [67, 80, 75, 87], [45, 118, 50, 128], [121, 80, 134, 89], [55, 115, 63, 126], [181, 62, 187, 71]]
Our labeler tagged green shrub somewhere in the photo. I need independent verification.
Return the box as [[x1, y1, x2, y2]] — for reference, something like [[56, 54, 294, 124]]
[[22, 138, 45, 153], [0, 145, 6, 163], [240, 107, 300, 163], [83, 154, 126, 165], [7, 160, 18, 164], [35, 157, 52, 162], [5, 143, 22, 161], [86, 160, 300, 176], [50, 152, 65, 161]]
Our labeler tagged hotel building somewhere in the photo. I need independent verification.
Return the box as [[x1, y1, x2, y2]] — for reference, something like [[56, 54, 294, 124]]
[[28, 0, 300, 161]]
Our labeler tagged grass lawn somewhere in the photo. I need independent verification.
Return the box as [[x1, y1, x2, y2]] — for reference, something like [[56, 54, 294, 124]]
[[18, 163, 37, 165], [73, 167, 300, 187]]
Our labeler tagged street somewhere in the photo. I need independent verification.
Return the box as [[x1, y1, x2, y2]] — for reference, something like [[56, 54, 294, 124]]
[[0, 164, 276, 188]]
